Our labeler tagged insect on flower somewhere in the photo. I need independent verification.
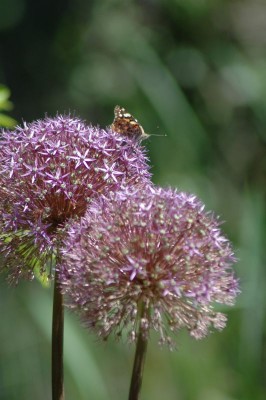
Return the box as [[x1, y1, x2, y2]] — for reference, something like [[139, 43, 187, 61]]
[[111, 105, 150, 141]]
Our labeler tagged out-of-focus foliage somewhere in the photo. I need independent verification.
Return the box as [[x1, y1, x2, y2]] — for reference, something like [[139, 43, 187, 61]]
[[0, 85, 16, 127], [0, 0, 265, 399]]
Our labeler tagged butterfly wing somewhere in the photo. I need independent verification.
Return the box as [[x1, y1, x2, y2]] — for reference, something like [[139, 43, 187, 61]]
[[111, 105, 149, 140]]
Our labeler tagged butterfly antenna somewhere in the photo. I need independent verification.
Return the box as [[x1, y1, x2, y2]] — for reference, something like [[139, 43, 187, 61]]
[[150, 133, 167, 137]]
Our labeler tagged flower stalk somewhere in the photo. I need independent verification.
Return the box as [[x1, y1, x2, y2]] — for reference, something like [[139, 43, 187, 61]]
[[52, 267, 64, 400], [128, 302, 148, 400]]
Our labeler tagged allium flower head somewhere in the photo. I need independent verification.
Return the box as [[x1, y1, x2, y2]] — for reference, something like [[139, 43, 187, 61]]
[[0, 115, 151, 283], [60, 187, 240, 347]]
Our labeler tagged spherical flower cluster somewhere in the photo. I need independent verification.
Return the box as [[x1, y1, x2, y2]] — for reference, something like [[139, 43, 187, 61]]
[[60, 187, 239, 347], [0, 115, 151, 283]]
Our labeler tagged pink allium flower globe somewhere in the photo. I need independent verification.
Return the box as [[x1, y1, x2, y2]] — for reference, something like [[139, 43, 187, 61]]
[[0, 115, 151, 283], [60, 187, 239, 347]]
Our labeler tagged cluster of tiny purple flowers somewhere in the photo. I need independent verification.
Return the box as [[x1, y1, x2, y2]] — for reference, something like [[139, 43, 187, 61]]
[[0, 115, 150, 282], [0, 113, 239, 344], [60, 187, 239, 346]]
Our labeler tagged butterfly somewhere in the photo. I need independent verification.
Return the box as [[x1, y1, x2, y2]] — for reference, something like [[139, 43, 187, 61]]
[[110, 105, 149, 140]]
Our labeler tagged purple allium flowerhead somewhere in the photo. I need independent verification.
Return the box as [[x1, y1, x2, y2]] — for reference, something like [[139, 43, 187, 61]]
[[60, 187, 240, 348], [0, 115, 151, 283]]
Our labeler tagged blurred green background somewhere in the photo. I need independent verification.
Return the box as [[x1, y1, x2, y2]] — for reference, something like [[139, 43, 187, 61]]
[[0, 0, 265, 399]]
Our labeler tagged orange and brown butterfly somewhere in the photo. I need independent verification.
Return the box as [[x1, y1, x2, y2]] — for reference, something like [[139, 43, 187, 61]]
[[110, 105, 149, 141]]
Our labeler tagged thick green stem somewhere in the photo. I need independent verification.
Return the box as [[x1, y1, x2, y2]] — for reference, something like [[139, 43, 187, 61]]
[[128, 306, 148, 400], [52, 268, 64, 400]]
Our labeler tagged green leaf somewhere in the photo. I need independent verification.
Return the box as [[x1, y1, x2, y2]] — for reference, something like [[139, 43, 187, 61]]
[[0, 85, 11, 103], [0, 84, 17, 127], [0, 113, 17, 128]]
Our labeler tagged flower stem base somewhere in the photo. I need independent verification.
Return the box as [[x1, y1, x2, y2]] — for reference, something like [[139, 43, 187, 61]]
[[52, 269, 64, 400]]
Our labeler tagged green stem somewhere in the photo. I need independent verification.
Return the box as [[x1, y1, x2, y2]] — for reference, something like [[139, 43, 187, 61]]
[[128, 305, 148, 400], [52, 268, 64, 400]]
